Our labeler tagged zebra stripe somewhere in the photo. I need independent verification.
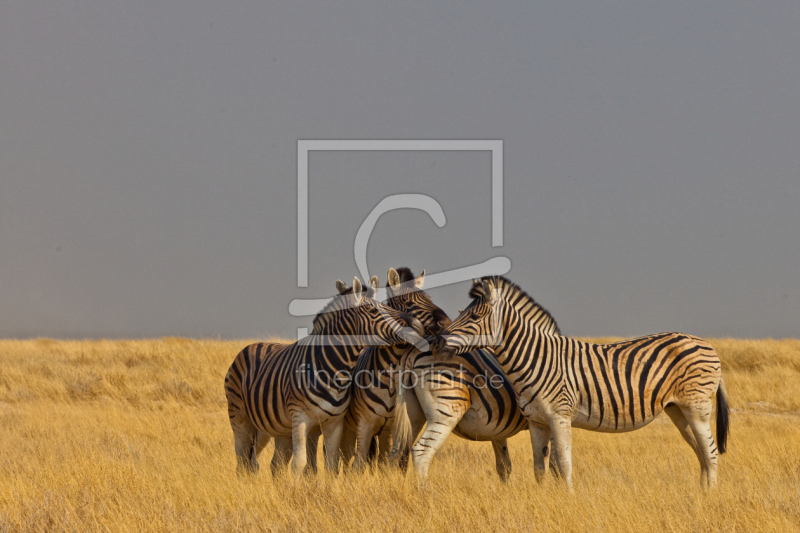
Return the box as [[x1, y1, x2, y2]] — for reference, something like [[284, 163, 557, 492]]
[[434, 276, 729, 489]]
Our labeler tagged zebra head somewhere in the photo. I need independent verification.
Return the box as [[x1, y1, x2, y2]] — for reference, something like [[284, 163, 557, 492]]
[[384, 267, 452, 336], [432, 277, 504, 361], [319, 276, 426, 348]]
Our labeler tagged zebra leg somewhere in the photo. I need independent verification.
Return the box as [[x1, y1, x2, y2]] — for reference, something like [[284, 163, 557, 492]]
[[271, 438, 293, 477], [231, 412, 262, 475], [353, 422, 378, 472], [547, 437, 561, 478], [411, 415, 461, 481], [550, 417, 574, 490], [269, 433, 322, 476], [376, 429, 392, 468], [367, 435, 380, 468], [340, 426, 357, 473], [410, 373, 470, 481], [664, 405, 704, 467], [528, 422, 552, 484], [321, 418, 345, 475], [397, 385, 427, 473], [305, 427, 322, 475], [249, 432, 272, 475], [254, 431, 271, 460], [490, 439, 512, 482], [409, 385, 466, 481], [290, 415, 312, 477], [399, 417, 426, 473], [680, 404, 719, 488]]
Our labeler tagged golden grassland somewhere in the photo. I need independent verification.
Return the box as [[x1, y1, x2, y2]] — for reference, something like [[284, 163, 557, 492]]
[[1, 337, 799, 532]]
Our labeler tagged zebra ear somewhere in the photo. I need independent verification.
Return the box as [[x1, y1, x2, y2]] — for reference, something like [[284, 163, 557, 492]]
[[335, 280, 349, 294], [352, 277, 363, 304], [482, 279, 498, 305], [369, 276, 379, 290], [414, 269, 425, 289], [387, 268, 401, 291]]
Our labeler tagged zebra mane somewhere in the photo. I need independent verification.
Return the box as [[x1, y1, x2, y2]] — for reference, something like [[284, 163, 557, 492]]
[[470, 276, 561, 335], [395, 267, 415, 283], [311, 281, 376, 334]]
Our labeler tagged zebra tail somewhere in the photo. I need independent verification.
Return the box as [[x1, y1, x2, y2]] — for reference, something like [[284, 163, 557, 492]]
[[388, 373, 413, 464], [716, 377, 729, 454]]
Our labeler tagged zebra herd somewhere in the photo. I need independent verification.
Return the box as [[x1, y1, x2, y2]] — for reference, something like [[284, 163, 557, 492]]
[[225, 268, 729, 489]]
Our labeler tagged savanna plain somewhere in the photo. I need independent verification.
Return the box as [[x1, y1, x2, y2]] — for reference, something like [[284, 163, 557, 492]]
[[1, 337, 799, 532]]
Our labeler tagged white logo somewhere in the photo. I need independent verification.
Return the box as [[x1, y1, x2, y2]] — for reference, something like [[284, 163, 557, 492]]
[[291, 140, 509, 345]]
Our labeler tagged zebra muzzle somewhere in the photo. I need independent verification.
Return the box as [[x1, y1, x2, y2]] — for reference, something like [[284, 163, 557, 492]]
[[431, 335, 455, 361], [397, 314, 428, 349], [407, 316, 426, 338], [429, 310, 452, 335]]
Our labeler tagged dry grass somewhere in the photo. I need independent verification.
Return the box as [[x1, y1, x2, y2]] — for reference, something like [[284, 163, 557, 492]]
[[1, 337, 799, 532]]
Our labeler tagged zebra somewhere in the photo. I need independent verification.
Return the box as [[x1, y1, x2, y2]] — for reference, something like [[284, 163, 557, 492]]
[[340, 267, 451, 471], [432, 276, 729, 489], [388, 293, 561, 481], [347, 268, 560, 481], [224, 276, 425, 476]]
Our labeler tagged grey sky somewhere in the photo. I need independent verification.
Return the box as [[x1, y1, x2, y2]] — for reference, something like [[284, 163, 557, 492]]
[[1, 2, 798, 340]]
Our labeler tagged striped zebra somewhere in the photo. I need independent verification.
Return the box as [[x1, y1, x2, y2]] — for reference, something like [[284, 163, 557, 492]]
[[347, 268, 559, 480], [224, 276, 425, 476], [433, 276, 729, 489], [341, 267, 451, 471], [388, 287, 561, 481]]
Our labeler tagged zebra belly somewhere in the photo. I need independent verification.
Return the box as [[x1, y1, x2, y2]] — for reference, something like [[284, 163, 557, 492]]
[[515, 387, 667, 432], [452, 408, 526, 441], [572, 404, 663, 433], [451, 386, 527, 440]]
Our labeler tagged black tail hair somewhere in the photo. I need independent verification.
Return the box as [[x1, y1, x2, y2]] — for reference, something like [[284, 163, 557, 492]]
[[716, 378, 729, 454]]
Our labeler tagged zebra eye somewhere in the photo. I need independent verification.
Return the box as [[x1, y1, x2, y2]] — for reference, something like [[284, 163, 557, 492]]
[[469, 310, 481, 320]]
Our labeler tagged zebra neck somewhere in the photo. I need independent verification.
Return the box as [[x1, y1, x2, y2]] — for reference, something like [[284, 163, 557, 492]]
[[491, 306, 550, 366]]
